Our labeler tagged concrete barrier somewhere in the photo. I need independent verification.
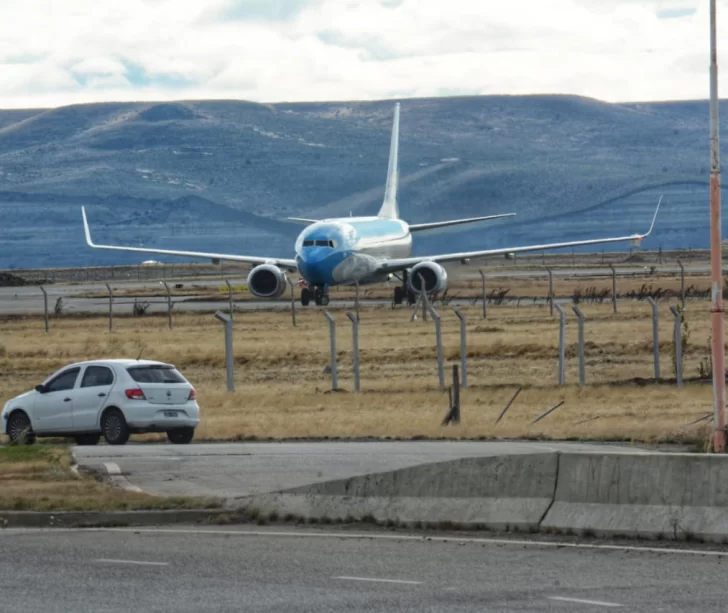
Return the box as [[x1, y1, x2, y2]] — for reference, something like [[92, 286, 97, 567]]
[[542, 452, 728, 542], [241, 453, 558, 531]]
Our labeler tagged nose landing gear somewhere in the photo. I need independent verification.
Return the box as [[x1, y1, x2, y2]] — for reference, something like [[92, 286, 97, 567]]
[[301, 285, 330, 306]]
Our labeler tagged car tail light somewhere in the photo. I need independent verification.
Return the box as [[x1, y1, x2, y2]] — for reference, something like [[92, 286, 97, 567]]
[[188, 388, 197, 401], [125, 388, 146, 400]]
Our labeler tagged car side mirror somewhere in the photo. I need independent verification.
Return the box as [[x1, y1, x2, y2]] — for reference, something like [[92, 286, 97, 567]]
[[35, 384, 46, 394]]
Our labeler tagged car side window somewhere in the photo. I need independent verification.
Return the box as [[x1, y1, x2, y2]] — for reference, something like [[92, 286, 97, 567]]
[[81, 366, 114, 388], [46, 368, 81, 393]]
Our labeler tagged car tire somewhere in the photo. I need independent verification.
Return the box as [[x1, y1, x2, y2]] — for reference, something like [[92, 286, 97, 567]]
[[74, 433, 101, 446], [166, 427, 195, 445], [7, 411, 35, 445], [101, 409, 130, 446]]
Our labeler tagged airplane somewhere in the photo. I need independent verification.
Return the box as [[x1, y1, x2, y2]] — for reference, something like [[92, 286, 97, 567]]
[[81, 102, 662, 307]]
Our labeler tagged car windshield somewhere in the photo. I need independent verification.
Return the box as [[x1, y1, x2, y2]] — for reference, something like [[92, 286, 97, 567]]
[[126, 365, 186, 384]]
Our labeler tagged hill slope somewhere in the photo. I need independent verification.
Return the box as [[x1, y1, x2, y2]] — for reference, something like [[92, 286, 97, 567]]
[[0, 95, 723, 269]]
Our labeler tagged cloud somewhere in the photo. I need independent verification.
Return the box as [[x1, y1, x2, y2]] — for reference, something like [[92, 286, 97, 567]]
[[0, 0, 724, 109]]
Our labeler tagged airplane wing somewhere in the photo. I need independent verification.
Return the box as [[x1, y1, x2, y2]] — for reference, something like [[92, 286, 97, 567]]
[[81, 207, 299, 270], [376, 197, 662, 272], [409, 213, 516, 232]]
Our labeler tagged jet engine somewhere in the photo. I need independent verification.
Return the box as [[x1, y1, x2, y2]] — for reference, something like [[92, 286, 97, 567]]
[[246, 265, 287, 299], [408, 261, 448, 294]]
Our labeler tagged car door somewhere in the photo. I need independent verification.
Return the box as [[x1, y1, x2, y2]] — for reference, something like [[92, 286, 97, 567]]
[[33, 367, 80, 433], [73, 365, 115, 431]]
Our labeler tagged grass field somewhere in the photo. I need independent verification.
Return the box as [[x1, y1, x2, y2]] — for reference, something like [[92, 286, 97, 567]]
[[0, 444, 219, 511], [0, 293, 720, 447]]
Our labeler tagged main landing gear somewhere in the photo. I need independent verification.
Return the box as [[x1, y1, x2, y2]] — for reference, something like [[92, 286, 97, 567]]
[[392, 271, 416, 306], [301, 285, 329, 306]]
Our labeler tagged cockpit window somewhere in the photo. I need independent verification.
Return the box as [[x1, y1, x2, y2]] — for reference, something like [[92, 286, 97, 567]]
[[303, 239, 336, 248]]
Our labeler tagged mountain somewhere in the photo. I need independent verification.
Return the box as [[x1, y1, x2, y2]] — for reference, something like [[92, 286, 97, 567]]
[[0, 95, 723, 269]]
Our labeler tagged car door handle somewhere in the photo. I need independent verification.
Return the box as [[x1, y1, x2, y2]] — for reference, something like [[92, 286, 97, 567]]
[[98, 393, 106, 397], [63, 398, 71, 402]]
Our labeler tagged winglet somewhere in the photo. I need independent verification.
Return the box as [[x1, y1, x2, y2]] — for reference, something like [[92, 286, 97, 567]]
[[81, 206, 95, 247], [637, 195, 662, 239], [378, 102, 400, 219]]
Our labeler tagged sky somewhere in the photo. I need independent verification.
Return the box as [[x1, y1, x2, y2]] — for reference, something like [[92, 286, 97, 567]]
[[0, 0, 725, 109]]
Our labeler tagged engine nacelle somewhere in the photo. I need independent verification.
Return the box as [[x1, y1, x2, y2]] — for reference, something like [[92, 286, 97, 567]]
[[408, 261, 448, 295], [246, 264, 287, 299]]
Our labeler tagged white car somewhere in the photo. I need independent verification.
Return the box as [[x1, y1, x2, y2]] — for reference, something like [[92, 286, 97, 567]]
[[2, 359, 200, 446]]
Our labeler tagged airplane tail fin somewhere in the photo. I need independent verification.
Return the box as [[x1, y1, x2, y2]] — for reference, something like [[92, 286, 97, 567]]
[[378, 102, 400, 219]]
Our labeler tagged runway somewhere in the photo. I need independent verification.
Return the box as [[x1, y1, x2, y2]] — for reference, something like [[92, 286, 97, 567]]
[[72, 441, 653, 502], [1, 525, 725, 612]]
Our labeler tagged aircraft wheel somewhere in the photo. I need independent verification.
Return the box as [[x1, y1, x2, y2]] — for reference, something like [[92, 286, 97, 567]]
[[393, 287, 404, 305], [301, 288, 311, 306]]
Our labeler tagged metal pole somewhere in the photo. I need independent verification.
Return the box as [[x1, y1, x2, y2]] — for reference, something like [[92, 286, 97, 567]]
[[710, 0, 726, 452], [162, 281, 173, 329], [225, 279, 234, 321], [451, 364, 461, 423], [410, 291, 423, 322], [323, 311, 338, 390], [105, 283, 113, 331], [646, 297, 660, 380], [214, 311, 235, 392], [670, 305, 683, 386], [609, 264, 617, 313], [429, 306, 445, 391], [419, 274, 428, 322], [288, 279, 297, 327], [572, 306, 585, 387], [478, 269, 487, 318], [346, 312, 360, 392], [453, 307, 467, 388], [677, 259, 686, 309], [354, 282, 360, 323], [554, 304, 566, 385], [547, 268, 553, 316], [40, 285, 49, 333]]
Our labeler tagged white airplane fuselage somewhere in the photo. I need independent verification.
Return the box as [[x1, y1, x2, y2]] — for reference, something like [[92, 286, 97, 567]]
[[294, 217, 412, 287]]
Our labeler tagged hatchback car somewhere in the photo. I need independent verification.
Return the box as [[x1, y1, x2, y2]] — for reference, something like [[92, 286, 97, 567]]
[[2, 359, 199, 446]]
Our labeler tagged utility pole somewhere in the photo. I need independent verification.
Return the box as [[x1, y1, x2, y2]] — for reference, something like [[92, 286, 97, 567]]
[[709, 0, 726, 453]]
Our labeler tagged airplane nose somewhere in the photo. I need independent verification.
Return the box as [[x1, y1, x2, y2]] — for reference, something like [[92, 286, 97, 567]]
[[297, 249, 331, 285]]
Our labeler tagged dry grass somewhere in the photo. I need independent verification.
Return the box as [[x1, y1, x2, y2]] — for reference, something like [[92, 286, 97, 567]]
[[0, 299, 720, 445], [0, 444, 220, 511]]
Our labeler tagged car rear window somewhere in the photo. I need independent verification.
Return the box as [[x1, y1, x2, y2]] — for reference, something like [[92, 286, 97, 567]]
[[126, 365, 186, 384]]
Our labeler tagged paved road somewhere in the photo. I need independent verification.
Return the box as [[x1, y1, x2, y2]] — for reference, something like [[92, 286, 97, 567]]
[[73, 441, 653, 502], [1, 525, 726, 612]]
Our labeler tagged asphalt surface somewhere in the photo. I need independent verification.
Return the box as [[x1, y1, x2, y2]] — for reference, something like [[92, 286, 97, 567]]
[[72, 441, 652, 502], [1, 525, 726, 612], [0, 264, 706, 315]]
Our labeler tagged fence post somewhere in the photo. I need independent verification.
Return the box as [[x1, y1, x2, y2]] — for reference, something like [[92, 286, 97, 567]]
[[453, 307, 467, 388], [346, 311, 360, 392], [323, 311, 338, 390], [225, 279, 234, 321], [669, 305, 683, 386], [428, 305, 445, 391], [547, 268, 554, 316], [677, 259, 685, 309], [572, 305, 585, 387], [410, 291, 424, 322], [609, 264, 617, 313], [478, 269, 487, 318], [419, 274, 429, 322], [40, 285, 49, 333], [288, 279, 297, 327], [646, 297, 660, 380], [214, 311, 235, 392], [442, 365, 461, 425], [554, 303, 566, 385], [354, 282, 360, 323], [106, 283, 113, 331], [162, 281, 173, 329]]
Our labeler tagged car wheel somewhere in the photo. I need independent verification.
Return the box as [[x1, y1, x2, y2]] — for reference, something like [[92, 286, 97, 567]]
[[74, 433, 101, 446], [166, 427, 195, 445], [7, 411, 35, 445], [101, 409, 130, 446]]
